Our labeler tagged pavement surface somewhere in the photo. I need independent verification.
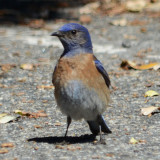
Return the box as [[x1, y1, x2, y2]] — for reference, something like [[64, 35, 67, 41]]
[[0, 13, 160, 160]]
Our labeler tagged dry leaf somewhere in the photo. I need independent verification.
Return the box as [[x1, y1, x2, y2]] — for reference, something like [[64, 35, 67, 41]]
[[34, 125, 42, 128], [34, 112, 47, 118], [15, 110, 26, 115], [0, 115, 17, 123], [1, 142, 14, 148], [21, 99, 34, 103], [145, 83, 153, 88], [110, 18, 127, 26], [104, 4, 126, 16], [132, 93, 139, 98], [140, 27, 147, 33], [38, 58, 50, 62], [120, 60, 160, 70], [79, 15, 92, 24], [20, 64, 34, 70], [67, 146, 81, 151], [34, 147, 38, 150], [12, 52, 20, 57], [123, 34, 137, 40], [141, 106, 159, 116], [17, 77, 27, 82], [0, 64, 16, 72], [55, 145, 65, 149], [126, 0, 147, 12], [129, 19, 147, 26], [79, 2, 100, 14], [153, 64, 160, 70], [129, 137, 138, 144], [139, 139, 147, 144], [37, 85, 54, 90], [14, 110, 47, 118], [54, 122, 61, 126], [92, 156, 101, 159], [42, 100, 48, 103], [106, 153, 114, 157], [145, 90, 159, 97], [0, 148, 8, 154]]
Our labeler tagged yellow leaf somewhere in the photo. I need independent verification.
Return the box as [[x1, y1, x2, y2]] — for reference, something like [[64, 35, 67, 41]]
[[20, 64, 34, 70], [145, 90, 159, 97], [141, 106, 159, 116], [14, 110, 24, 115], [121, 60, 160, 70], [135, 63, 160, 70], [129, 137, 138, 144], [14, 110, 47, 118]]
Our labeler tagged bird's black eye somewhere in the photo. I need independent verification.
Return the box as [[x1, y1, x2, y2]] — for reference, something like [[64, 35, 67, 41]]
[[71, 30, 77, 35]]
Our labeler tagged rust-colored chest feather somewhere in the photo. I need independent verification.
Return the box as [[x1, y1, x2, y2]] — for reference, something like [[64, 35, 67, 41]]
[[52, 53, 110, 103], [53, 54, 98, 86]]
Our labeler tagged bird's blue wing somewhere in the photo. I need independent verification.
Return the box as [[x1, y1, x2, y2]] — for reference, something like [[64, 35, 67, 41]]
[[94, 56, 110, 88]]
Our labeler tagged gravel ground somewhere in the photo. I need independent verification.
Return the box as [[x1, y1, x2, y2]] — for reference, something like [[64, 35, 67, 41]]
[[0, 13, 160, 160]]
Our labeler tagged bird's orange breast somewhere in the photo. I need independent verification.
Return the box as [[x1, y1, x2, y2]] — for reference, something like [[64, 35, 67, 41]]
[[52, 53, 110, 105]]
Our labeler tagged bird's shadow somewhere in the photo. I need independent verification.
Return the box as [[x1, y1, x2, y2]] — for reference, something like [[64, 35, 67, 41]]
[[28, 134, 96, 144]]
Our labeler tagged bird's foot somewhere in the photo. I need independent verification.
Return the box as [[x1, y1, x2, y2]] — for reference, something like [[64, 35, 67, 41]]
[[99, 135, 106, 145], [93, 135, 106, 145]]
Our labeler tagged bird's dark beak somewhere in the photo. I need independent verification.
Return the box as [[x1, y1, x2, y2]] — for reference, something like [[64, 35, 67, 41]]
[[50, 31, 63, 37]]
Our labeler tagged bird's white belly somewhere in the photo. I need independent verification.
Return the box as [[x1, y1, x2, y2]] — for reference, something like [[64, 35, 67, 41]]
[[55, 80, 106, 121]]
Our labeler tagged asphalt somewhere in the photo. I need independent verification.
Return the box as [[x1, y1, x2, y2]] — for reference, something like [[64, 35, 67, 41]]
[[0, 13, 160, 160]]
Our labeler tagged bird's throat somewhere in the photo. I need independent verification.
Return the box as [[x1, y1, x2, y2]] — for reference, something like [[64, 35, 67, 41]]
[[62, 47, 93, 58]]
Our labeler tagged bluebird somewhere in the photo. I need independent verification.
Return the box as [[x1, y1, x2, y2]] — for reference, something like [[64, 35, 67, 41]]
[[51, 23, 111, 142]]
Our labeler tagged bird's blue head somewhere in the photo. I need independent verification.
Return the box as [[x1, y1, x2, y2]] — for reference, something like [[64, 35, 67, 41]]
[[51, 23, 93, 57]]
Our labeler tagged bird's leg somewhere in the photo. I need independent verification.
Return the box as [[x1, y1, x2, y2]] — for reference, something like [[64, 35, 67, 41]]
[[99, 125, 106, 145], [65, 116, 71, 137]]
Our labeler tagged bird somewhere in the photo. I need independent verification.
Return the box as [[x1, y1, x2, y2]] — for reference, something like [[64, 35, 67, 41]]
[[51, 23, 111, 142]]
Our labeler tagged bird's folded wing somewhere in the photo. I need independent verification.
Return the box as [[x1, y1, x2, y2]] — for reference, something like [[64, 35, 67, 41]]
[[93, 56, 110, 88]]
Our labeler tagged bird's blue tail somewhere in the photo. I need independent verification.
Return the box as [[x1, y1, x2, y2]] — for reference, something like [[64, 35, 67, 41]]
[[87, 115, 112, 135]]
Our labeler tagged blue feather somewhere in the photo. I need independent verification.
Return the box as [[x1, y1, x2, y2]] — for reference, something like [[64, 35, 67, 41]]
[[94, 58, 110, 88]]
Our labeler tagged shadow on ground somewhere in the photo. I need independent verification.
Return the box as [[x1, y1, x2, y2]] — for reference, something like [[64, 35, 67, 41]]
[[28, 134, 96, 144]]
